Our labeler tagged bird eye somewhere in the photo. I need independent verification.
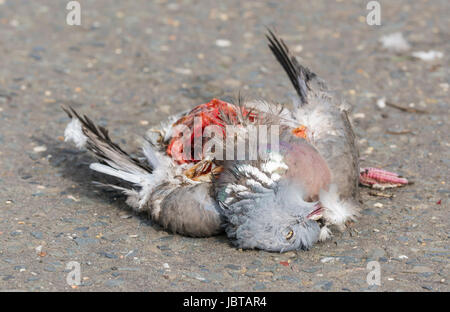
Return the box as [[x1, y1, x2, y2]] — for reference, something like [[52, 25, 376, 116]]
[[285, 230, 294, 240]]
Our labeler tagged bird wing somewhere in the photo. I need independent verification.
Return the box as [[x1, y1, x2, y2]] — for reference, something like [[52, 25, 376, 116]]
[[63, 106, 224, 237]]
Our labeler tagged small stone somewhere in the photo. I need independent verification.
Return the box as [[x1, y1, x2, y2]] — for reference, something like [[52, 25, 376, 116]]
[[284, 251, 297, 258], [173, 68, 192, 75], [67, 195, 79, 202], [412, 50, 443, 61], [92, 221, 108, 227], [294, 45, 303, 53], [379, 32, 411, 52], [376, 97, 386, 109], [409, 266, 433, 273], [374, 202, 383, 208], [105, 279, 124, 287], [397, 236, 409, 242], [99, 252, 118, 259], [315, 281, 333, 291], [163, 273, 177, 280], [74, 227, 89, 232], [185, 272, 209, 283], [44, 265, 56, 272], [167, 3, 179, 10], [117, 267, 139, 272], [74, 237, 99, 246], [253, 282, 266, 290], [33, 145, 47, 153], [9, 19, 19, 27], [3, 275, 14, 281], [10, 230, 22, 237], [339, 256, 360, 264], [364, 146, 374, 155], [215, 39, 231, 47], [369, 248, 386, 260], [276, 275, 301, 283], [361, 208, 379, 216], [320, 257, 336, 263], [31, 231, 43, 239], [224, 264, 241, 270], [302, 267, 319, 273]]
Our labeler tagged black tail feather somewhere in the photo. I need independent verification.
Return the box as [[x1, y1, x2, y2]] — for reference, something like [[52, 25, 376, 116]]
[[62, 106, 152, 173], [266, 28, 316, 105]]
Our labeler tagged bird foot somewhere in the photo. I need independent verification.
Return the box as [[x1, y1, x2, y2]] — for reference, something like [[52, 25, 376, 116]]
[[359, 167, 409, 190]]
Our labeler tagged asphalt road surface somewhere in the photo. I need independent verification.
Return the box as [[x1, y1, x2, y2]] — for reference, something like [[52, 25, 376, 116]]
[[0, 0, 448, 291]]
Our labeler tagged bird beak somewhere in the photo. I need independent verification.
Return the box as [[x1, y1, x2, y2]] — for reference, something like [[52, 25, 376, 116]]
[[306, 203, 323, 221]]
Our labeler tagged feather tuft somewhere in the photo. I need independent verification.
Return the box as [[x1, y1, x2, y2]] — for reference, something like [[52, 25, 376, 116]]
[[319, 225, 332, 241], [319, 184, 359, 230], [64, 118, 87, 149]]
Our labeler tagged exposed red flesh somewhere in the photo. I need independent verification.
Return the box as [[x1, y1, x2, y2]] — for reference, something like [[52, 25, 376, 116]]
[[307, 204, 323, 220], [167, 98, 255, 163]]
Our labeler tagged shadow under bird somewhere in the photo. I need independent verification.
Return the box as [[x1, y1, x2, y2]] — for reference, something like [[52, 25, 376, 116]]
[[62, 30, 408, 252]]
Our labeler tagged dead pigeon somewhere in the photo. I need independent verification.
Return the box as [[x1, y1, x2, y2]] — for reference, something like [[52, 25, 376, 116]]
[[62, 30, 408, 252]]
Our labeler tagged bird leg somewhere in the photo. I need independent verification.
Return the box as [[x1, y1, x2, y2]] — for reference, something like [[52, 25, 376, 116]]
[[359, 167, 409, 190]]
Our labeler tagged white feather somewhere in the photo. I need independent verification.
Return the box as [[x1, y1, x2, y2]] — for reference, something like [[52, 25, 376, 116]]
[[64, 118, 87, 149], [238, 164, 275, 187], [245, 100, 292, 120], [146, 109, 190, 144], [270, 173, 281, 181], [319, 184, 358, 230], [261, 152, 288, 175], [89, 163, 144, 184], [225, 184, 248, 193], [90, 143, 187, 211], [291, 104, 335, 143], [142, 142, 162, 168], [319, 225, 332, 242]]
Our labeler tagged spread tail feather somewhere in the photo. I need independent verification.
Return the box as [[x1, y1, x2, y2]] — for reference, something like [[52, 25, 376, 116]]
[[62, 106, 151, 175], [62, 106, 176, 211]]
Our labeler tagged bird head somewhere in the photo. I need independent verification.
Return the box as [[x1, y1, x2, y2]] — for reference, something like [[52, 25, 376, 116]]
[[221, 181, 322, 252]]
